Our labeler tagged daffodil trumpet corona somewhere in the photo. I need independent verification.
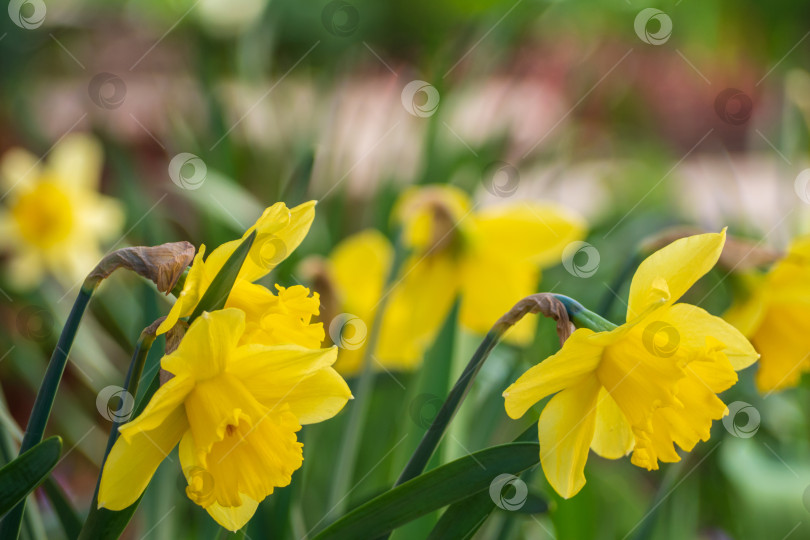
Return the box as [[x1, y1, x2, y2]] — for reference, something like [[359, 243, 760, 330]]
[[503, 230, 759, 499]]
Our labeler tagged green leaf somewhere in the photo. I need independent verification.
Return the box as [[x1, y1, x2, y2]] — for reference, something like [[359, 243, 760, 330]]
[[313, 442, 540, 540], [41, 478, 82, 540], [189, 229, 256, 321], [0, 437, 62, 517], [427, 490, 495, 540]]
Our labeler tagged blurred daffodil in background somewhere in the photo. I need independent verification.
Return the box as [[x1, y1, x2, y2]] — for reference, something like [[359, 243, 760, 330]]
[[503, 230, 759, 498], [309, 186, 585, 376], [0, 134, 124, 289], [725, 236, 810, 392], [376, 185, 585, 369], [99, 308, 351, 530]]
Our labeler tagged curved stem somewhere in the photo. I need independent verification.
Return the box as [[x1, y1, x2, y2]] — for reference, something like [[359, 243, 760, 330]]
[[0, 279, 98, 540]]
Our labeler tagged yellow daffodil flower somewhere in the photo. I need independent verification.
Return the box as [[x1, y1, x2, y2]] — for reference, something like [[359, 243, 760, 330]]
[[373, 185, 585, 369], [157, 201, 316, 335], [503, 231, 759, 499], [0, 134, 124, 289], [99, 308, 351, 530], [725, 236, 810, 392]]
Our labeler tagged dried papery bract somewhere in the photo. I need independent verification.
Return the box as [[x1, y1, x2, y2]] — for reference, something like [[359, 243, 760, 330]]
[[86, 241, 196, 293], [494, 293, 574, 346], [640, 226, 782, 270]]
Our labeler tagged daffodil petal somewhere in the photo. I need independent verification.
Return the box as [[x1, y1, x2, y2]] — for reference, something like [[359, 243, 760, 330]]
[[474, 202, 586, 267], [229, 345, 350, 423], [376, 253, 459, 370], [178, 432, 259, 531], [538, 375, 600, 499], [162, 308, 245, 380], [157, 244, 207, 335], [503, 329, 602, 419], [752, 309, 810, 392], [47, 133, 103, 189], [118, 375, 194, 441], [329, 229, 392, 316], [627, 230, 726, 320], [274, 367, 352, 424], [662, 303, 759, 371], [590, 388, 634, 459], [98, 407, 187, 510], [0, 147, 40, 193], [459, 252, 539, 342]]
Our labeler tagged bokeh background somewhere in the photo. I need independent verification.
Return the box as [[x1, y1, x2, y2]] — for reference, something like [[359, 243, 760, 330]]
[[1, 0, 810, 538]]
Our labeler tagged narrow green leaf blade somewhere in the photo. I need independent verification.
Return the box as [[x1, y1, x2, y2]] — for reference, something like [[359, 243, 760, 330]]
[[314, 442, 540, 540], [0, 437, 62, 517], [189, 229, 256, 321], [427, 490, 495, 540], [41, 477, 82, 540]]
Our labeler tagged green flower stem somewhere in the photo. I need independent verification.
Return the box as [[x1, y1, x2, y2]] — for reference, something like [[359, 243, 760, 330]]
[[391, 295, 612, 490], [394, 329, 503, 488], [326, 235, 408, 519], [552, 294, 618, 332], [0, 278, 99, 540], [88, 327, 157, 509]]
